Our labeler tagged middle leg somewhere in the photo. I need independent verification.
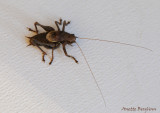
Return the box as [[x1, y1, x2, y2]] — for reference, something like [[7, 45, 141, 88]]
[[35, 44, 47, 62], [49, 48, 54, 65]]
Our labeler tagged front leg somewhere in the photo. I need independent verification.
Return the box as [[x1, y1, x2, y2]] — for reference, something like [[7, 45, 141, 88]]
[[55, 18, 62, 31], [62, 42, 78, 63], [62, 20, 70, 31]]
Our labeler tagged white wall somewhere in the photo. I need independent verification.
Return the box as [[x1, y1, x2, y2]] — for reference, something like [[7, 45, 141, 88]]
[[0, 0, 160, 113]]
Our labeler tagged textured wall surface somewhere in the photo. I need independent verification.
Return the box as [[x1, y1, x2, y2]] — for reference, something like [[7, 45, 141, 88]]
[[0, 0, 160, 113]]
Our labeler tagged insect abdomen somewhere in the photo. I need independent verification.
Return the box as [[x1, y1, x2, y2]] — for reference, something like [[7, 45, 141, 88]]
[[30, 33, 57, 48]]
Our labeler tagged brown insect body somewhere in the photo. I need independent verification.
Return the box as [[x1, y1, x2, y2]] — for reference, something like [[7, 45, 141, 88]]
[[46, 31, 76, 43], [29, 33, 58, 48], [26, 19, 78, 65]]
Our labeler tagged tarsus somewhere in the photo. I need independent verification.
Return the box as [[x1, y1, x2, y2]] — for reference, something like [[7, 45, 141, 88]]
[[76, 42, 106, 107], [79, 38, 152, 52]]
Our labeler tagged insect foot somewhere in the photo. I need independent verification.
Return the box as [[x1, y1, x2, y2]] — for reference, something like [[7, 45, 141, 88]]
[[42, 52, 47, 62], [27, 27, 37, 33], [75, 59, 78, 64]]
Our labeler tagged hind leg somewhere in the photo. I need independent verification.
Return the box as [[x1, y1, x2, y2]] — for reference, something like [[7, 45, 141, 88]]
[[34, 43, 47, 62], [34, 22, 55, 33], [27, 22, 55, 34], [27, 27, 37, 34], [37, 46, 47, 62]]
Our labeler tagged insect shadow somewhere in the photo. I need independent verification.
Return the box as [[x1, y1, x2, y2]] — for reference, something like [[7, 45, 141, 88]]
[[26, 19, 152, 107]]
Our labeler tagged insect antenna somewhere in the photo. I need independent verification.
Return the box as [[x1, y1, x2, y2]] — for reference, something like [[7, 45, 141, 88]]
[[79, 38, 152, 52], [76, 42, 106, 107]]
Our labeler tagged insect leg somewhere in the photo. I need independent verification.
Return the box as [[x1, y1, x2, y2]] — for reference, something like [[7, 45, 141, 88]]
[[62, 43, 78, 63], [35, 44, 47, 62], [62, 20, 70, 31], [34, 22, 55, 32], [27, 27, 37, 34], [49, 48, 54, 65], [55, 18, 62, 31]]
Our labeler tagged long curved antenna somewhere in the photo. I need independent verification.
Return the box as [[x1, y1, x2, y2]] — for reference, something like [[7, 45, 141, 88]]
[[79, 38, 152, 52], [76, 42, 106, 107]]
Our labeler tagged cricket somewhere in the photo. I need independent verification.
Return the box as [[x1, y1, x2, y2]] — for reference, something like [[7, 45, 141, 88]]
[[26, 18, 152, 107]]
